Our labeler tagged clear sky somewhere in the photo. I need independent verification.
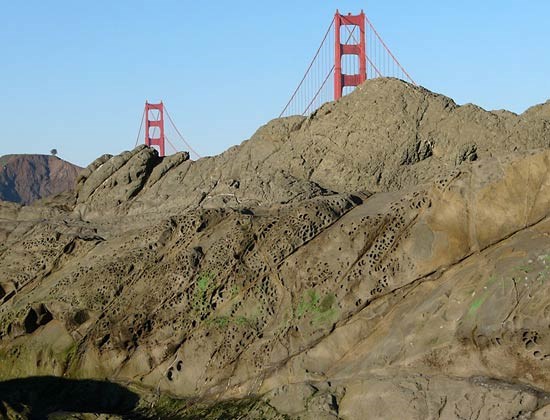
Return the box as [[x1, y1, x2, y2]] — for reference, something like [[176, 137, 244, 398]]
[[1, 1, 549, 167]]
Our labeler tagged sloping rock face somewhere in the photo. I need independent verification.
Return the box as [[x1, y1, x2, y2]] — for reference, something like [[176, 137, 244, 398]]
[[0, 154, 81, 204], [1, 79, 550, 419]]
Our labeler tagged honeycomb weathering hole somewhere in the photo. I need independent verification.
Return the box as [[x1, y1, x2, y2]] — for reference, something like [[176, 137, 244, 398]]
[[23, 304, 53, 334]]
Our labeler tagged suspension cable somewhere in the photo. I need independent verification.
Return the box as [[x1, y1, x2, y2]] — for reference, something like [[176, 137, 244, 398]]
[[165, 135, 179, 155], [366, 55, 383, 78], [279, 19, 335, 117], [364, 14, 416, 84], [163, 105, 202, 159], [134, 107, 146, 147], [303, 67, 334, 116]]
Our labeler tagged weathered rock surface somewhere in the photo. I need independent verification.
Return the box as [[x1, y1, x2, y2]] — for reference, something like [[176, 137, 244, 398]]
[[0, 154, 81, 205], [66, 78, 550, 220], [1, 79, 550, 419]]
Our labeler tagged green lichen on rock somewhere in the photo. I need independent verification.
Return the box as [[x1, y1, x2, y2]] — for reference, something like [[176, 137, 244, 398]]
[[296, 290, 338, 325], [144, 394, 289, 420]]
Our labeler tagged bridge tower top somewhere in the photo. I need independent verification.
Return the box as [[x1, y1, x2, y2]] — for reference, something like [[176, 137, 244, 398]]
[[145, 101, 165, 157], [334, 10, 367, 100]]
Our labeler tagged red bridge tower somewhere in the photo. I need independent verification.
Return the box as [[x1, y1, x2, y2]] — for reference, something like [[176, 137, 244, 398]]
[[145, 101, 165, 157], [334, 10, 367, 100]]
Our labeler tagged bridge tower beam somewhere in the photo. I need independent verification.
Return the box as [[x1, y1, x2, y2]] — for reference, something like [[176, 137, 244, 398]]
[[334, 10, 366, 100], [144, 101, 165, 157]]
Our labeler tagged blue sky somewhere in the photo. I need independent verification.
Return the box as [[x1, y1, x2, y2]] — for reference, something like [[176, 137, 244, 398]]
[[1, 1, 549, 166]]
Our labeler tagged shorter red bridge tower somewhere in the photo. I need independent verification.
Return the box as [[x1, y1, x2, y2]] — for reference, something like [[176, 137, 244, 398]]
[[145, 101, 165, 157], [334, 10, 367, 100]]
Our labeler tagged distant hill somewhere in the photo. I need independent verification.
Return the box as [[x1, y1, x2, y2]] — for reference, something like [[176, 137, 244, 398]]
[[0, 154, 82, 205]]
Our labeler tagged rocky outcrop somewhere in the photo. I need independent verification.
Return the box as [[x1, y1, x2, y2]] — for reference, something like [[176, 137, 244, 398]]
[[1, 79, 550, 418], [0, 154, 81, 205], [57, 79, 550, 222]]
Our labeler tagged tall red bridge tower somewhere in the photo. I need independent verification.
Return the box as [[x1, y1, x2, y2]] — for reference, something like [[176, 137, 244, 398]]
[[145, 101, 165, 157], [334, 10, 366, 100], [279, 9, 414, 117], [136, 101, 201, 159]]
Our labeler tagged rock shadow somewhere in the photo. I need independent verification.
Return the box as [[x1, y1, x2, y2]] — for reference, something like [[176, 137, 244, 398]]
[[0, 376, 145, 419]]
